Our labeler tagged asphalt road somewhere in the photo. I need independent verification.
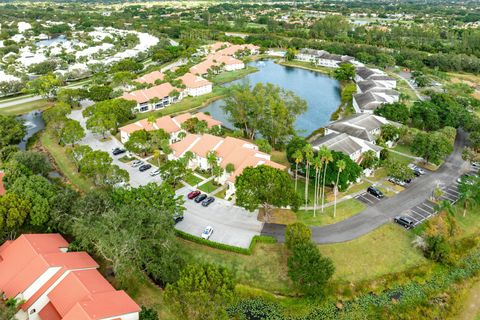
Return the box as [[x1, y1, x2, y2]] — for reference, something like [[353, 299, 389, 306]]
[[262, 130, 470, 244]]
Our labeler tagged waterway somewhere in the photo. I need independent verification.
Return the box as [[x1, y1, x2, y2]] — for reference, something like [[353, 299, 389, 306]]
[[199, 59, 341, 137], [18, 110, 45, 150]]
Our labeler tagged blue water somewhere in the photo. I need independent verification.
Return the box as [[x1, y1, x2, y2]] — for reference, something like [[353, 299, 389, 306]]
[[200, 59, 341, 136]]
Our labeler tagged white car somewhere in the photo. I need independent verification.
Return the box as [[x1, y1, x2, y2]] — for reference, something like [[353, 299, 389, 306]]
[[150, 169, 161, 177], [201, 226, 213, 240], [131, 160, 144, 167]]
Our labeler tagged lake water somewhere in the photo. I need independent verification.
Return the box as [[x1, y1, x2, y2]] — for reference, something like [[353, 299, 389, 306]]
[[199, 59, 341, 137], [18, 110, 45, 150]]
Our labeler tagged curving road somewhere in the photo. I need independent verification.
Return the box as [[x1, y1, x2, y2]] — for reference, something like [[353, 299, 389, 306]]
[[262, 130, 470, 244]]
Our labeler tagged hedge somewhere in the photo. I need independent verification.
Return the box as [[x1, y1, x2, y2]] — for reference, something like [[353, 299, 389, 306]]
[[175, 229, 277, 255]]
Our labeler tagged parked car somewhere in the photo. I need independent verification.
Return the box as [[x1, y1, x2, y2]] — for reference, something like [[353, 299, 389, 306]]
[[194, 193, 207, 203], [188, 190, 201, 199], [112, 148, 126, 156], [202, 197, 215, 207], [388, 177, 406, 186], [131, 160, 143, 167], [201, 226, 213, 240], [149, 169, 160, 177], [139, 164, 152, 172], [472, 162, 480, 169], [404, 177, 413, 184], [367, 186, 384, 198], [173, 214, 184, 224], [394, 216, 415, 229], [408, 164, 425, 175]]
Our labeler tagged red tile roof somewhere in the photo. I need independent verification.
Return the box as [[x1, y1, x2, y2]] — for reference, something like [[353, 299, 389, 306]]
[[179, 73, 212, 89], [135, 70, 164, 84], [0, 234, 140, 320], [122, 83, 176, 104]]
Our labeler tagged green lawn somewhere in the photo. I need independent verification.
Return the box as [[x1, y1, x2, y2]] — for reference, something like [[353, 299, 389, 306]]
[[319, 223, 428, 282], [198, 179, 221, 194], [209, 66, 259, 85], [295, 178, 322, 206], [194, 169, 211, 179], [132, 87, 227, 122], [0, 99, 53, 115], [277, 60, 332, 75], [369, 168, 388, 181], [392, 143, 415, 157], [184, 173, 203, 186], [40, 132, 94, 193], [181, 240, 292, 294], [270, 150, 290, 167], [389, 151, 413, 165], [296, 199, 366, 226], [214, 187, 227, 199]]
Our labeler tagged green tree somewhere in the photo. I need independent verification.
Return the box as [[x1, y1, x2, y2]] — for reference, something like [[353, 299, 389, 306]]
[[0, 193, 31, 232], [25, 73, 62, 99], [60, 119, 85, 146], [79, 150, 119, 186], [380, 124, 400, 143], [411, 131, 454, 165], [285, 48, 297, 61], [360, 150, 378, 169], [292, 149, 303, 192], [320, 147, 333, 212], [8, 151, 52, 177], [285, 222, 312, 250], [0, 115, 26, 149], [333, 159, 346, 218], [227, 298, 283, 320], [125, 129, 151, 156], [333, 63, 355, 81], [165, 264, 236, 320], [139, 306, 159, 320], [88, 85, 113, 102], [255, 138, 272, 154], [235, 165, 300, 222], [374, 102, 410, 124], [303, 144, 314, 208], [384, 158, 414, 181], [287, 242, 335, 297], [160, 160, 190, 188]]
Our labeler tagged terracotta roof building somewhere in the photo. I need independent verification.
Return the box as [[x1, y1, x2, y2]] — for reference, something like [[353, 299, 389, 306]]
[[122, 82, 182, 113], [178, 73, 212, 97], [118, 112, 222, 144], [169, 134, 285, 198], [134, 70, 165, 84], [0, 234, 140, 320], [0, 171, 5, 196]]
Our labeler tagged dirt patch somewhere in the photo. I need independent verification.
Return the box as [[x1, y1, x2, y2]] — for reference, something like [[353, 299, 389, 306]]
[[258, 208, 297, 225]]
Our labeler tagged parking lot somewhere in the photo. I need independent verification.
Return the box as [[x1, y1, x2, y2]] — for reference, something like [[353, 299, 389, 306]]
[[174, 187, 263, 248], [355, 192, 383, 206]]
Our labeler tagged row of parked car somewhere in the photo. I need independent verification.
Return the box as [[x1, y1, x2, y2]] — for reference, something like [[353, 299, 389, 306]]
[[388, 164, 426, 187], [187, 190, 215, 207]]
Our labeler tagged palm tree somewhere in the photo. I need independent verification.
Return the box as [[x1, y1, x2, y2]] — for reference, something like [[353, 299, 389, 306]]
[[333, 160, 346, 218], [207, 150, 218, 174], [458, 187, 477, 217], [312, 155, 322, 217], [302, 144, 314, 208], [321, 148, 333, 212], [178, 131, 187, 140], [292, 149, 303, 192], [434, 200, 455, 217], [182, 150, 195, 168], [153, 149, 162, 167]]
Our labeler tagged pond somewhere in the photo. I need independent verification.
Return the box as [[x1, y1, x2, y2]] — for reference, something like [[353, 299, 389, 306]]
[[199, 59, 341, 137], [18, 110, 45, 150]]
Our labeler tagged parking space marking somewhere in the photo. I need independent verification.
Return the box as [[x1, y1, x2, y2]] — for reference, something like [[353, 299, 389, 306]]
[[414, 206, 432, 217], [418, 203, 434, 212], [409, 211, 425, 221], [443, 189, 459, 198], [405, 214, 420, 223]]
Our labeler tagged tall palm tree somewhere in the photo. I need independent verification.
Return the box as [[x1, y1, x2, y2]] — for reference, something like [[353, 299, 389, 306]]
[[292, 149, 303, 192], [302, 144, 314, 208], [321, 148, 333, 212], [312, 155, 322, 217], [458, 187, 477, 217], [333, 160, 346, 218], [207, 150, 218, 174], [153, 149, 162, 167]]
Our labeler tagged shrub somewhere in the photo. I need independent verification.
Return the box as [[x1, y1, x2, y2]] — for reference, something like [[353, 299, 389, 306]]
[[226, 298, 284, 320], [285, 222, 312, 250]]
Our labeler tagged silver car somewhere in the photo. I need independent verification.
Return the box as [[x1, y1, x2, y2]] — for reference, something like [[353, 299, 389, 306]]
[[201, 226, 213, 240], [131, 160, 144, 167]]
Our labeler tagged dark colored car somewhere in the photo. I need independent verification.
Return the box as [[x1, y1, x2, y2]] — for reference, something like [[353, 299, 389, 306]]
[[188, 190, 201, 199], [202, 197, 215, 207], [139, 164, 152, 172], [194, 193, 207, 203], [112, 148, 126, 156], [367, 186, 384, 198], [173, 215, 184, 224], [404, 177, 413, 184], [394, 216, 415, 229]]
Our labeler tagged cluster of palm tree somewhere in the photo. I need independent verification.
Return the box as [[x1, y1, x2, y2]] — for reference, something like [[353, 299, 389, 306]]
[[292, 144, 346, 217]]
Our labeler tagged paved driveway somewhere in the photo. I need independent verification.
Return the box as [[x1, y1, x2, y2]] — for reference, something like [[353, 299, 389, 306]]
[[175, 187, 263, 248], [262, 130, 470, 244], [69, 108, 162, 187]]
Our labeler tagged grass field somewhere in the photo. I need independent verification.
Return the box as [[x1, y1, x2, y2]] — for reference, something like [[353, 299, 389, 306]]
[[392, 143, 416, 157], [209, 66, 259, 85], [389, 151, 413, 165], [319, 223, 427, 282], [277, 60, 333, 75], [198, 179, 220, 194], [0, 99, 53, 115], [270, 150, 290, 167], [40, 132, 94, 193], [184, 173, 203, 186], [296, 199, 366, 226]]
